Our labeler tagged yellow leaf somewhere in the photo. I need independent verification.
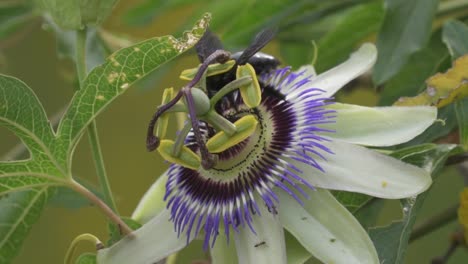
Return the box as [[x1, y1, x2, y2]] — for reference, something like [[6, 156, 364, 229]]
[[394, 55, 468, 107]]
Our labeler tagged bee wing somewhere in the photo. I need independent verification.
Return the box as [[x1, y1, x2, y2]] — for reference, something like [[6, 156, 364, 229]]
[[195, 29, 224, 63], [235, 27, 277, 65]]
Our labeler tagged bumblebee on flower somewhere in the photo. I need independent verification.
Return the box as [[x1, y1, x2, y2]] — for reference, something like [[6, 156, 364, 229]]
[[98, 29, 437, 264]]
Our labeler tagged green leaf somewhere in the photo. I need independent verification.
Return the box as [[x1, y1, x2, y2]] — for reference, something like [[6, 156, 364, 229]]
[[369, 144, 459, 264], [442, 20, 468, 150], [0, 15, 210, 264], [332, 191, 371, 213], [0, 187, 53, 263], [124, 0, 197, 26], [75, 253, 97, 264], [393, 55, 468, 107], [455, 98, 468, 149], [315, 1, 384, 72], [221, 1, 351, 46], [107, 217, 141, 246], [442, 20, 468, 59], [0, 3, 35, 40], [285, 230, 311, 264], [55, 13, 210, 170], [33, 0, 118, 29], [280, 41, 315, 69], [354, 198, 386, 229], [378, 31, 449, 106], [372, 0, 439, 84], [0, 76, 57, 162], [0, 75, 66, 264]]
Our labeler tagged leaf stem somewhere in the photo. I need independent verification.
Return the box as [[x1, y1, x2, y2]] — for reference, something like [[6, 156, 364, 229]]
[[69, 180, 133, 236], [76, 28, 118, 213], [409, 204, 459, 242], [87, 121, 118, 212], [75, 29, 87, 86]]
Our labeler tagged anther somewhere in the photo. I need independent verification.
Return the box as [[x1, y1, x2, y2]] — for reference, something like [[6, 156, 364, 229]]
[[146, 92, 183, 151]]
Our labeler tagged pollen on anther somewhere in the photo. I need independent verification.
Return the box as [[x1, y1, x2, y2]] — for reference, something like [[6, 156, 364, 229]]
[[381, 181, 388, 188]]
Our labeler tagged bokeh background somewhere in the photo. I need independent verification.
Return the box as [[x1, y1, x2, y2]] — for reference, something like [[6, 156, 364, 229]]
[[1, 0, 468, 263]]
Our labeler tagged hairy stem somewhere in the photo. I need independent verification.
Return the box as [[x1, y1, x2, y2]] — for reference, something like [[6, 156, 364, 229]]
[[410, 204, 459, 242], [76, 28, 118, 213]]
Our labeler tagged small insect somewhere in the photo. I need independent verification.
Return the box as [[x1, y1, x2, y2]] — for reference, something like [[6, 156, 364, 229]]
[[195, 28, 281, 103], [254, 241, 267, 248]]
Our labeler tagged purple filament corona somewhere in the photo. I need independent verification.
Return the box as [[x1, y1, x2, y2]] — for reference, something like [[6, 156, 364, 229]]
[[163, 67, 336, 249]]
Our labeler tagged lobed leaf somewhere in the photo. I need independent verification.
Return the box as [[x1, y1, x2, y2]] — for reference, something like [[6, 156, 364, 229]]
[[0, 187, 53, 263], [55, 13, 211, 171], [0, 76, 58, 165], [0, 14, 211, 264], [0, 76, 64, 263]]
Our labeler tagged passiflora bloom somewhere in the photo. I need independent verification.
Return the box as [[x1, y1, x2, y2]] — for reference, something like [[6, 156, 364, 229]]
[[97, 43, 436, 264]]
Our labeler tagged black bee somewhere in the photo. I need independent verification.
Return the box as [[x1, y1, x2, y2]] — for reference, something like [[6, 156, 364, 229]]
[[195, 28, 281, 108]]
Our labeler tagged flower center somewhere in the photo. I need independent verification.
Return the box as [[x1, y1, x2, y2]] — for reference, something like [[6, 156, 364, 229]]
[[164, 67, 335, 249]]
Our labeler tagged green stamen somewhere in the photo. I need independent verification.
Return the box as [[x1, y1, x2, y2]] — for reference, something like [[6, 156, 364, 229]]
[[236, 63, 262, 108], [157, 140, 201, 170], [206, 115, 259, 153], [155, 88, 174, 139], [180, 60, 236, 81], [209, 76, 253, 106]]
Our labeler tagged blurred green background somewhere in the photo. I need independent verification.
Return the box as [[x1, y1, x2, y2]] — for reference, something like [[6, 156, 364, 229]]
[[1, 0, 468, 263]]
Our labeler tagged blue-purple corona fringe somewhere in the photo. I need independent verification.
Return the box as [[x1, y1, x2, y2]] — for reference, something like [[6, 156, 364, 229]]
[[163, 67, 336, 249]]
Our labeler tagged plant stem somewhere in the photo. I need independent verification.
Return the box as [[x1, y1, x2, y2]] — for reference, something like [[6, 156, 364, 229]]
[[75, 29, 87, 86], [76, 28, 118, 213], [437, 0, 468, 16], [64, 233, 102, 264], [410, 204, 459, 242], [69, 180, 133, 236], [87, 121, 118, 212]]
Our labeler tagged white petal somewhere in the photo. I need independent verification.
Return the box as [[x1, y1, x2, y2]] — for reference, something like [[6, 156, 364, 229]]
[[234, 203, 287, 264], [297, 140, 431, 198], [97, 210, 190, 264], [310, 43, 377, 97], [211, 234, 238, 264], [132, 172, 169, 224], [321, 103, 437, 146], [295, 65, 317, 77], [278, 189, 379, 264]]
